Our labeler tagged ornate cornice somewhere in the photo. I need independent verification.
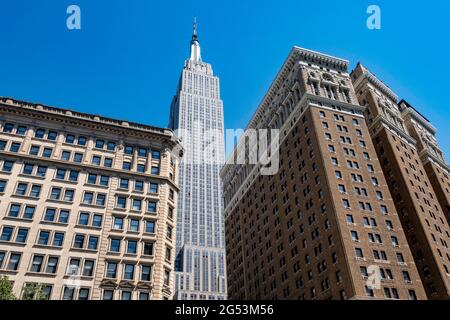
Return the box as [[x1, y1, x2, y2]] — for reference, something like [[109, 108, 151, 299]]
[[399, 100, 436, 134], [245, 46, 349, 132], [0, 96, 181, 150]]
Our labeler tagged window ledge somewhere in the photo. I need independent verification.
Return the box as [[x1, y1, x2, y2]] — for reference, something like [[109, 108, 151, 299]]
[[47, 199, 74, 205], [3, 216, 34, 223], [80, 203, 105, 209], [33, 244, 63, 250], [25, 272, 57, 278], [11, 194, 40, 201], [40, 221, 69, 227]]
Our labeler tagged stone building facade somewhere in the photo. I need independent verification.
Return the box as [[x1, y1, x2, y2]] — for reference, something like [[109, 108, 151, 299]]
[[0, 97, 182, 300]]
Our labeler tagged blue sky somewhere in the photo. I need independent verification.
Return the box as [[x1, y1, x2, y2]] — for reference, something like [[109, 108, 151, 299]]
[[1, 0, 449, 155]]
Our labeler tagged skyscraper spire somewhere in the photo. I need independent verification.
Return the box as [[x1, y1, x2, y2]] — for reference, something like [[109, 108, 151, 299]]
[[189, 16, 201, 62], [192, 16, 198, 41]]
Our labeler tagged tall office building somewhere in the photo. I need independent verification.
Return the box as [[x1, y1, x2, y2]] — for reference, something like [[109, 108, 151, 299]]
[[0, 97, 181, 300], [222, 47, 427, 300], [169, 19, 227, 300], [351, 64, 450, 299]]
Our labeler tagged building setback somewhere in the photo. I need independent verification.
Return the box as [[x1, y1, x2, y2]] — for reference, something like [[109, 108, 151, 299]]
[[0, 97, 182, 300], [169, 19, 227, 300], [222, 47, 426, 300], [351, 65, 450, 299]]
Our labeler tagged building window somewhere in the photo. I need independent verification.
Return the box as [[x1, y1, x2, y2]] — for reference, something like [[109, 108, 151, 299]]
[[143, 242, 154, 256], [152, 150, 161, 159], [151, 166, 160, 175], [139, 292, 149, 300], [346, 215, 354, 224], [113, 217, 123, 230], [8, 204, 21, 218], [82, 192, 94, 205], [7, 253, 21, 271], [91, 156, 101, 166], [110, 239, 121, 252], [43, 148, 53, 158], [355, 248, 364, 259], [88, 236, 98, 250], [391, 236, 399, 247], [96, 194, 106, 206], [16, 228, 28, 243], [135, 180, 144, 192], [103, 290, 114, 300], [0, 252, 5, 269], [150, 183, 159, 193], [50, 188, 61, 200], [87, 174, 97, 185], [78, 288, 90, 300], [29, 145, 40, 155], [408, 290, 417, 300], [0, 180, 6, 193], [47, 131, 58, 141], [147, 201, 157, 213], [77, 136, 87, 146], [46, 257, 59, 274], [34, 128, 45, 138], [92, 215, 102, 227], [62, 287, 75, 300], [16, 183, 28, 195], [28, 185, 41, 198], [132, 199, 142, 211], [61, 189, 73, 202], [122, 162, 132, 170], [138, 148, 148, 157], [83, 260, 95, 277], [37, 165, 47, 177], [402, 271, 411, 283], [164, 270, 170, 286], [116, 196, 127, 209], [127, 241, 137, 254], [121, 291, 132, 300], [65, 134, 75, 144], [141, 265, 151, 281], [74, 153, 83, 163], [0, 227, 13, 242], [125, 146, 133, 155], [3, 160, 14, 172], [106, 262, 117, 278], [95, 140, 105, 149], [10, 142, 21, 153], [124, 264, 135, 280], [73, 234, 85, 248], [107, 142, 116, 151], [61, 151, 71, 161], [129, 219, 139, 232], [342, 199, 350, 209], [104, 158, 113, 168], [145, 221, 155, 234], [52, 233, 65, 247], [100, 175, 109, 186], [67, 259, 80, 275]]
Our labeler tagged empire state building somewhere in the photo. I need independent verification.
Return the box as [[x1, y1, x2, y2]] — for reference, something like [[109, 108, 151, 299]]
[[169, 18, 227, 300]]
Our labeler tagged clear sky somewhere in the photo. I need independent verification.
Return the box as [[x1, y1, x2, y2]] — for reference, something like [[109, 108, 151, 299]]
[[1, 0, 449, 155]]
